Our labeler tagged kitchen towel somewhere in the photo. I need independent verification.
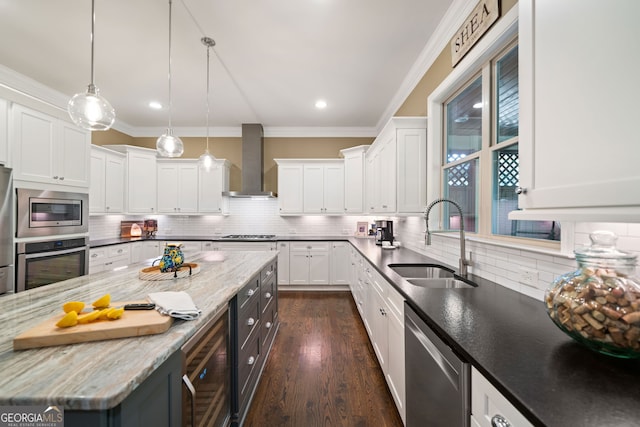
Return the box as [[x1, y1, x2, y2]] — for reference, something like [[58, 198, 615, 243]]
[[147, 291, 201, 320]]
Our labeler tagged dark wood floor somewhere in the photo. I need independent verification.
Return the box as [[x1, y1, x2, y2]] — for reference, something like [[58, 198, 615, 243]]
[[243, 291, 403, 427]]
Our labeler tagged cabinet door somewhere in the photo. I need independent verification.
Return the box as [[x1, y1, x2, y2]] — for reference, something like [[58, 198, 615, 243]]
[[58, 122, 90, 187], [12, 105, 56, 183], [308, 251, 329, 285], [177, 164, 198, 213], [330, 242, 350, 285], [397, 128, 426, 213], [277, 242, 290, 286], [379, 137, 396, 212], [364, 152, 377, 213], [471, 367, 533, 427], [128, 152, 157, 213], [0, 99, 8, 165], [303, 164, 324, 213], [387, 294, 406, 424], [104, 153, 125, 213], [157, 163, 179, 213], [344, 153, 364, 213], [518, 0, 640, 213], [89, 149, 106, 213], [289, 251, 310, 285], [198, 162, 224, 213], [278, 164, 303, 214], [323, 163, 344, 213]]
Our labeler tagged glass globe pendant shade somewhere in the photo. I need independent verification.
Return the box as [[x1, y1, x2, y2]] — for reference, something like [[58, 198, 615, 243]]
[[68, 85, 115, 131], [198, 148, 215, 171], [156, 128, 184, 157]]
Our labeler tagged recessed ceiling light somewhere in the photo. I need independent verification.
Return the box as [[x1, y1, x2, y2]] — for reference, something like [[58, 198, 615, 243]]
[[149, 101, 163, 110], [315, 100, 327, 109], [473, 102, 483, 109]]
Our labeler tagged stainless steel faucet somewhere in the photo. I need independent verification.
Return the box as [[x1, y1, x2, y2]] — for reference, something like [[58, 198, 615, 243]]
[[424, 198, 470, 277]]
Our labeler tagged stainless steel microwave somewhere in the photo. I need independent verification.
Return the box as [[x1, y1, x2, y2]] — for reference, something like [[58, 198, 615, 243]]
[[16, 188, 89, 238]]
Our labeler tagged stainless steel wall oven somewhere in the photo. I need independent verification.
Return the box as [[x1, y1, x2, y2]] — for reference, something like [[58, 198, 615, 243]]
[[16, 237, 89, 293], [16, 188, 88, 238]]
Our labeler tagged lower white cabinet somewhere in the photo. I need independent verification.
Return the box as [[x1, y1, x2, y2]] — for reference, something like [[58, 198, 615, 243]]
[[276, 242, 290, 286], [471, 367, 533, 427], [330, 241, 350, 285], [289, 242, 330, 285], [89, 244, 131, 274], [130, 241, 161, 264]]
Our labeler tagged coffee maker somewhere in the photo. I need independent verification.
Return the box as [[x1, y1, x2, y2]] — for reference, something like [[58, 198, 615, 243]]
[[374, 220, 394, 246]]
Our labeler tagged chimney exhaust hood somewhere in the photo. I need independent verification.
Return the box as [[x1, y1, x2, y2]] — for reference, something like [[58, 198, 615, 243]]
[[223, 123, 276, 198]]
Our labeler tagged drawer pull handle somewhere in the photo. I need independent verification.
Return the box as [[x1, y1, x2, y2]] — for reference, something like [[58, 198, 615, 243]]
[[182, 374, 196, 425], [265, 321, 272, 329], [91, 253, 98, 258], [491, 415, 511, 427], [247, 356, 255, 365], [265, 292, 272, 299], [247, 289, 255, 297]]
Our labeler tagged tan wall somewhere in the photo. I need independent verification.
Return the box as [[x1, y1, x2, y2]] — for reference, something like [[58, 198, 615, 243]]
[[395, 0, 518, 116], [91, 128, 134, 146]]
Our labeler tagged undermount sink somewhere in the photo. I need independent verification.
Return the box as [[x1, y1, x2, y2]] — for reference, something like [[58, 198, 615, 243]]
[[406, 277, 476, 289], [388, 263, 455, 279], [387, 263, 477, 289]]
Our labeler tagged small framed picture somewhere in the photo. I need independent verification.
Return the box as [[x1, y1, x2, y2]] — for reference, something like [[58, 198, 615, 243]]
[[356, 221, 368, 236]]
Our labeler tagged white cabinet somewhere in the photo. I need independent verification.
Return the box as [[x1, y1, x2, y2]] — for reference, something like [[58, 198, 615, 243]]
[[275, 160, 303, 214], [0, 99, 7, 165], [201, 241, 217, 252], [157, 160, 199, 214], [105, 145, 157, 214], [514, 1, 640, 221], [90, 145, 125, 214], [276, 241, 290, 286], [198, 159, 230, 214], [89, 244, 131, 274], [471, 367, 533, 427], [365, 117, 426, 214], [215, 242, 276, 252], [130, 240, 161, 264], [12, 104, 90, 188], [302, 161, 344, 214], [289, 241, 330, 285], [341, 145, 369, 214], [330, 241, 350, 285]]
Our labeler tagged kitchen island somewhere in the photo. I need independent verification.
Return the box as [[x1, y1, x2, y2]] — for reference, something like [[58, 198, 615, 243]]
[[0, 250, 277, 425]]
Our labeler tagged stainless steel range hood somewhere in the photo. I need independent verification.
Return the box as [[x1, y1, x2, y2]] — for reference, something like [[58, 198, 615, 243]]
[[223, 123, 276, 198]]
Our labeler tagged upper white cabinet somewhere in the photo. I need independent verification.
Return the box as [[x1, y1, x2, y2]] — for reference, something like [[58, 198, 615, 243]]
[[365, 117, 426, 214], [303, 161, 344, 214], [514, 1, 640, 221], [157, 160, 199, 214], [12, 104, 90, 188], [90, 145, 125, 214], [198, 159, 230, 214], [0, 99, 7, 165], [341, 145, 369, 214], [275, 161, 303, 215], [105, 145, 157, 214]]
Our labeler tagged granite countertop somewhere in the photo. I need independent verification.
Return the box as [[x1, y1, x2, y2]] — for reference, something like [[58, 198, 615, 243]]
[[89, 235, 357, 248], [347, 238, 640, 427], [0, 251, 277, 411]]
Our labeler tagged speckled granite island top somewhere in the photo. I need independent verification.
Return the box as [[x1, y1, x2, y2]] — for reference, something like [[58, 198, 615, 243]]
[[0, 251, 276, 411]]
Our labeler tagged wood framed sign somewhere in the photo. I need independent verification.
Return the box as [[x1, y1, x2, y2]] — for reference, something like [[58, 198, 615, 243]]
[[451, 0, 501, 67]]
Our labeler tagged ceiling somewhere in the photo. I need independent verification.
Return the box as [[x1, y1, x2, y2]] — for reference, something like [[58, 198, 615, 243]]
[[0, 0, 460, 137]]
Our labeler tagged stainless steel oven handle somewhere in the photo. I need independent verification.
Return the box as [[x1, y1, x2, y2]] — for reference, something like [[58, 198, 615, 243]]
[[22, 246, 89, 259], [182, 374, 196, 426]]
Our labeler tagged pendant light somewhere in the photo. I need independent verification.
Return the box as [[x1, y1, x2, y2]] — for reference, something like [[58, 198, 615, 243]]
[[198, 37, 217, 171], [156, 0, 184, 158], [67, 0, 115, 131]]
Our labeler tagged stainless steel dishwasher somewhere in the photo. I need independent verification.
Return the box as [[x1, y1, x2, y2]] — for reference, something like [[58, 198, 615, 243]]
[[405, 303, 470, 426]]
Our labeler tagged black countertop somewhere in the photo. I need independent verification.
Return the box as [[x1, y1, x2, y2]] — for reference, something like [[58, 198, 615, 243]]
[[90, 235, 640, 426]]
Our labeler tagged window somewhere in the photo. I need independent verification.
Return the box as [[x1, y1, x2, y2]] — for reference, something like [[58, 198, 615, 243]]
[[442, 43, 559, 242]]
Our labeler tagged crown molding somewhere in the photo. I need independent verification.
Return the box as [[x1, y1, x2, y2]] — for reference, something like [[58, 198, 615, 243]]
[[128, 126, 377, 138]]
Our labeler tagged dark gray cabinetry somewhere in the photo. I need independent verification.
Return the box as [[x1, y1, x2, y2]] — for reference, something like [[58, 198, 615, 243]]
[[66, 351, 182, 427], [230, 260, 279, 426]]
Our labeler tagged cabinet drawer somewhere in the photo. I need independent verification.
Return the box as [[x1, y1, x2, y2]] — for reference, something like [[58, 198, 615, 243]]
[[237, 329, 261, 409], [290, 241, 330, 252], [261, 302, 277, 349], [89, 248, 106, 265], [108, 244, 129, 258], [238, 296, 260, 351], [237, 275, 260, 312], [261, 275, 276, 314], [471, 367, 533, 427], [261, 262, 276, 282]]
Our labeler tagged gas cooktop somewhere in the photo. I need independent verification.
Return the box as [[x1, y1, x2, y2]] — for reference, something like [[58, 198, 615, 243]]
[[220, 234, 276, 240]]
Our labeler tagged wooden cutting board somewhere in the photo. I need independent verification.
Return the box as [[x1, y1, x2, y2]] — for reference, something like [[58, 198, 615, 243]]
[[13, 302, 173, 350]]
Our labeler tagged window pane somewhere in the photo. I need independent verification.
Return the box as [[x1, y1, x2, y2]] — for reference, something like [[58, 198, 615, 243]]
[[446, 76, 482, 162], [496, 46, 519, 143], [492, 144, 560, 240], [444, 158, 478, 233]]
